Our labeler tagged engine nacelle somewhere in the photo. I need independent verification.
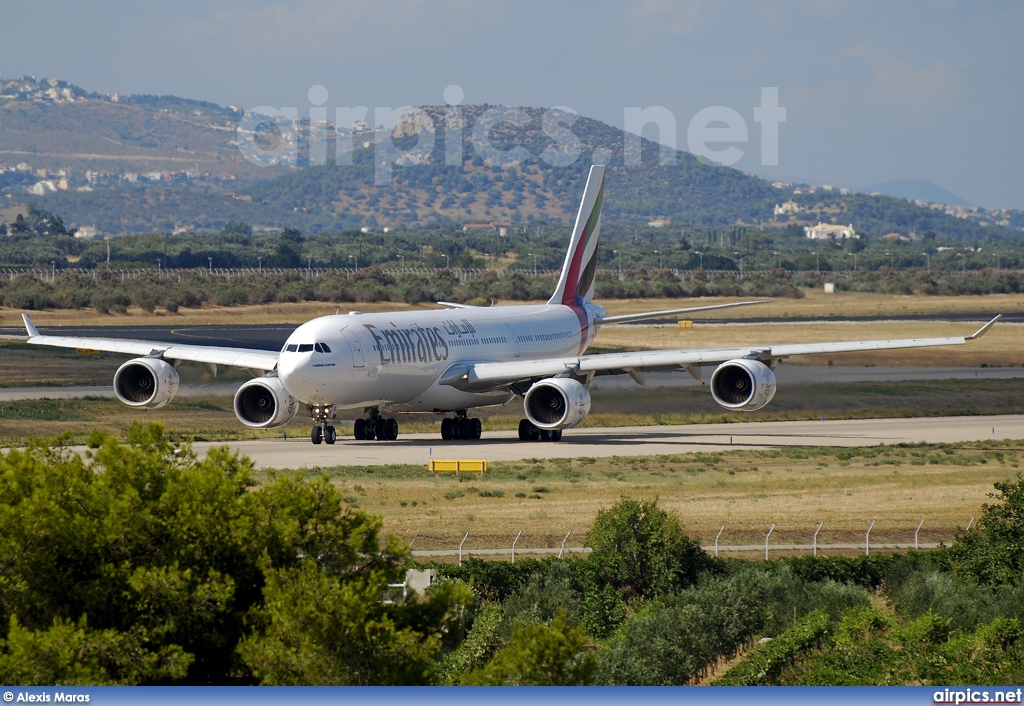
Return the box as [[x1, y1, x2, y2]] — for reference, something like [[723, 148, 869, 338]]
[[113, 358, 179, 409], [524, 378, 592, 430], [233, 377, 299, 429], [710, 359, 777, 412]]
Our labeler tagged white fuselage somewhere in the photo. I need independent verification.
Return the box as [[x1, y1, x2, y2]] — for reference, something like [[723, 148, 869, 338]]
[[276, 302, 603, 414]]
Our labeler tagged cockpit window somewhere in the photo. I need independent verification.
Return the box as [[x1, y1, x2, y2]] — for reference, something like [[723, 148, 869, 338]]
[[315, 342, 332, 353], [285, 344, 298, 352], [297, 343, 314, 352]]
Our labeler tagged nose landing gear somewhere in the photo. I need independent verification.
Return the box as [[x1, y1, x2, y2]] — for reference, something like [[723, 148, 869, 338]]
[[309, 404, 337, 445]]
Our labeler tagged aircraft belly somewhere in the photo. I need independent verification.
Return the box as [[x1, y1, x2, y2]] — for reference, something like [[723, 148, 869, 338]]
[[385, 382, 513, 413], [330, 363, 439, 410]]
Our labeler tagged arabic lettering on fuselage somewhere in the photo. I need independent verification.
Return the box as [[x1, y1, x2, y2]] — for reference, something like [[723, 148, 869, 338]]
[[365, 320, 476, 365]]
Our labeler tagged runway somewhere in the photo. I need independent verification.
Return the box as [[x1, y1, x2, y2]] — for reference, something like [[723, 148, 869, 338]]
[[189, 414, 1024, 469]]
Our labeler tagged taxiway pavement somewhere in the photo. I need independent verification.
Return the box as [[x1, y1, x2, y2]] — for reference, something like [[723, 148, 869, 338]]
[[190, 414, 1024, 469]]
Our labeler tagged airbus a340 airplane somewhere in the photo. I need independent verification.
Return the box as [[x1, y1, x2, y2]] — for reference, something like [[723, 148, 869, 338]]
[[21, 165, 1000, 445]]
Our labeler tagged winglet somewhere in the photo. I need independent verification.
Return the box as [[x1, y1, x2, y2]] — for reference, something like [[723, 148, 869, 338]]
[[966, 314, 1001, 341], [22, 313, 40, 338]]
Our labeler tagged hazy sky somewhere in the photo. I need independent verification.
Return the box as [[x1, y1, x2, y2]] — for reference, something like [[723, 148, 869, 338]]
[[3, 1, 1022, 208]]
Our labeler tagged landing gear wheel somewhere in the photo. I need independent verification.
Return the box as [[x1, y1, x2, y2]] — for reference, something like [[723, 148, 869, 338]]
[[354, 418, 366, 440], [325, 425, 337, 445], [311, 425, 323, 445], [374, 418, 386, 441], [385, 418, 399, 441], [364, 421, 376, 441], [470, 417, 482, 440], [551, 429, 562, 442], [441, 417, 453, 440], [518, 419, 532, 441], [539, 429, 554, 442]]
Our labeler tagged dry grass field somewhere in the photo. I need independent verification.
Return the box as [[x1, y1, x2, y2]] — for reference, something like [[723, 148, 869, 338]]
[[266, 441, 1021, 557]]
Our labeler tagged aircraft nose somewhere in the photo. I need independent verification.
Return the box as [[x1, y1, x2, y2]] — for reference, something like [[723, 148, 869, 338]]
[[277, 352, 309, 401]]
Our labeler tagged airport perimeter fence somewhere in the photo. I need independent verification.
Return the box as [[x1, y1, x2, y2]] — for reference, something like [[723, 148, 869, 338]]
[[409, 517, 975, 565]]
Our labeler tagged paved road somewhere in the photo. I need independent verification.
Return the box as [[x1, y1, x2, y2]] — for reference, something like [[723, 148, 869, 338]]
[[187, 414, 1024, 469]]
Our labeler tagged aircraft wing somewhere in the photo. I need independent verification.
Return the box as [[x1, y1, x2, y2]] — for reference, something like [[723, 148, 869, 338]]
[[21, 314, 279, 372], [440, 316, 1000, 391]]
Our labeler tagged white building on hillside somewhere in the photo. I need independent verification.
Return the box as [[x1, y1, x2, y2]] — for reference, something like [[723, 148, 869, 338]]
[[774, 200, 801, 216], [805, 222, 858, 240]]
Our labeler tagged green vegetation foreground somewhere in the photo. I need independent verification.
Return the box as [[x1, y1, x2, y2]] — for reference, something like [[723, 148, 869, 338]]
[[2, 425, 1024, 685]]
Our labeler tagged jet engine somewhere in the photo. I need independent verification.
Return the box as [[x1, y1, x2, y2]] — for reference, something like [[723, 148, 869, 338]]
[[524, 378, 592, 430], [710, 359, 777, 411], [233, 377, 299, 429], [113, 358, 180, 409]]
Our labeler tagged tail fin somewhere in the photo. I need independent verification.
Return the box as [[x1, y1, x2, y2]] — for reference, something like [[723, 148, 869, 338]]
[[548, 165, 605, 307]]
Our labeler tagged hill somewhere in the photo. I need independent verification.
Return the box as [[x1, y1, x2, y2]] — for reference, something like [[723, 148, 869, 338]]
[[862, 178, 974, 208], [1, 78, 1021, 239]]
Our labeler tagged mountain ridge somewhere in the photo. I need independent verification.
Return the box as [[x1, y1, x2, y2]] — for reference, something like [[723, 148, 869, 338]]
[[1, 76, 1021, 239]]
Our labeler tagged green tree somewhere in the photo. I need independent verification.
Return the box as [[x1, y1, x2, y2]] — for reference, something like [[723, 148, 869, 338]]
[[946, 473, 1024, 585], [459, 614, 596, 686], [586, 497, 714, 602], [0, 423, 469, 685]]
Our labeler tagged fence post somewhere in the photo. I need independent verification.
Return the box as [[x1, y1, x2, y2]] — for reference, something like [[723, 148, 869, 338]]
[[813, 521, 824, 557], [512, 530, 523, 563], [714, 525, 724, 558], [865, 520, 876, 556], [458, 532, 469, 567], [765, 523, 776, 561], [965, 516, 975, 531], [558, 530, 571, 559], [914, 518, 925, 550]]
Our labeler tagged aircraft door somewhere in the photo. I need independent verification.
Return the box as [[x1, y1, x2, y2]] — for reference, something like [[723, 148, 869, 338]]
[[342, 330, 364, 367], [506, 324, 520, 358]]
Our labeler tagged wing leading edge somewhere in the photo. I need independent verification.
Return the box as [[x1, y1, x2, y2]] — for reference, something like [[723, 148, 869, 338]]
[[440, 316, 1001, 392], [22, 314, 280, 372]]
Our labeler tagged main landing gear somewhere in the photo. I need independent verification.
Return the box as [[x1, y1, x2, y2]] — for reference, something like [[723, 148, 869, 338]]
[[354, 410, 399, 441], [441, 412, 482, 441], [518, 419, 562, 442]]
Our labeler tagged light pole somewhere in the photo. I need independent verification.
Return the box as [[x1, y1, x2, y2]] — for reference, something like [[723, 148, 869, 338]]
[[695, 250, 703, 270], [814, 250, 819, 273], [922, 252, 930, 273], [445, 253, 451, 270], [612, 249, 621, 279], [349, 255, 355, 270], [886, 251, 893, 269], [529, 252, 536, 276], [734, 251, 743, 276], [774, 251, 781, 269], [157, 258, 161, 275], [208, 256, 212, 273], [258, 257, 262, 273], [853, 252, 857, 270], [655, 250, 662, 269], [959, 252, 965, 274], [307, 256, 312, 278], [400, 255, 405, 271]]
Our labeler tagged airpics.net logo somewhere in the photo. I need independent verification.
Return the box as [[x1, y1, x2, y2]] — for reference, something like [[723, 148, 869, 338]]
[[933, 688, 1023, 705], [235, 84, 786, 185]]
